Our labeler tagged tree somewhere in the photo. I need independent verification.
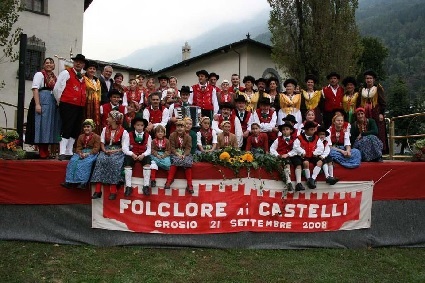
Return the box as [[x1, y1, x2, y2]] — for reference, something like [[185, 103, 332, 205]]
[[0, 0, 22, 64], [268, 0, 361, 86], [356, 37, 389, 83]]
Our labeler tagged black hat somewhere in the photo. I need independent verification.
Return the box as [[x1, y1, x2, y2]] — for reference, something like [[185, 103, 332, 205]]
[[283, 78, 298, 88], [234, 94, 247, 103], [108, 88, 123, 98], [179, 85, 192, 94], [282, 114, 297, 124], [255, 77, 267, 86], [243, 75, 255, 84], [316, 126, 330, 136], [278, 122, 294, 131], [363, 69, 377, 79], [258, 96, 271, 106], [305, 74, 318, 83], [303, 121, 318, 130], [219, 102, 234, 110], [342, 76, 357, 87], [196, 69, 209, 77], [71, 54, 86, 62], [208, 72, 219, 80], [84, 60, 98, 70], [326, 72, 341, 80], [131, 116, 148, 128], [157, 74, 169, 81], [267, 77, 279, 86]]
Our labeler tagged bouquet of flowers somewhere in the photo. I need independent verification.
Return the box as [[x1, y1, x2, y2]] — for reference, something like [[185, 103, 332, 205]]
[[0, 128, 25, 159]]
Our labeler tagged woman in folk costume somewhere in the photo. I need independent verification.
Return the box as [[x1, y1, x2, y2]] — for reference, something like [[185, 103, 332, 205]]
[[83, 60, 102, 134], [197, 116, 218, 153], [91, 110, 129, 200], [164, 120, 194, 194], [266, 77, 281, 112], [143, 78, 156, 106], [150, 125, 171, 188], [342, 76, 360, 124], [350, 107, 383, 162], [278, 78, 303, 130], [123, 78, 143, 108], [241, 75, 259, 112], [123, 100, 142, 131], [328, 113, 361, 168], [359, 69, 388, 154], [61, 119, 101, 189], [26, 57, 61, 159], [300, 74, 323, 125]]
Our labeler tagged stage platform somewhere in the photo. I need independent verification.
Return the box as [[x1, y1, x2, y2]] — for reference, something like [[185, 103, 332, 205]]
[[0, 160, 424, 248]]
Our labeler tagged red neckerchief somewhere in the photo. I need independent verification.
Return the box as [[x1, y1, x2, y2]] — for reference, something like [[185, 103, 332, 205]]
[[154, 138, 166, 150], [83, 133, 94, 148], [105, 125, 124, 144], [41, 69, 57, 89], [200, 128, 213, 145], [177, 134, 185, 149], [330, 125, 345, 144]]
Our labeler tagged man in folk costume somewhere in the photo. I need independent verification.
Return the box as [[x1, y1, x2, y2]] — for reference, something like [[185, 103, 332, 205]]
[[54, 54, 87, 161], [100, 89, 126, 128], [190, 69, 219, 120], [230, 73, 245, 94], [168, 86, 192, 135], [156, 74, 169, 98], [212, 102, 243, 148], [252, 95, 278, 145], [254, 77, 269, 109], [123, 117, 152, 196], [208, 72, 221, 95], [234, 94, 253, 150], [143, 92, 170, 135], [321, 71, 345, 128], [359, 69, 388, 154]]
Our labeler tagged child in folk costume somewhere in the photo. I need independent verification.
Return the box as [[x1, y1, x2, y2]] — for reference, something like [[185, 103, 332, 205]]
[[252, 96, 279, 145], [212, 102, 243, 148], [168, 86, 192, 135], [123, 117, 152, 196], [91, 110, 129, 200], [164, 120, 194, 194], [61, 119, 101, 189], [282, 114, 299, 139], [314, 126, 339, 185], [234, 94, 252, 150], [100, 89, 126, 128], [123, 100, 143, 131], [150, 125, 171, 188], [122, 78, 143, 108], [197, 116, 217, 153], [217, 121, 239, 149], [245, 123, 269, 154], [292, 121, 321, 190], [184, 117, 198, 155], [270, 122, 298, 192]]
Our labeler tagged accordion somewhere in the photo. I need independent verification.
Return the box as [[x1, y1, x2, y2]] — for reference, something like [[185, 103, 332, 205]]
[[174, 105, 202, 128]]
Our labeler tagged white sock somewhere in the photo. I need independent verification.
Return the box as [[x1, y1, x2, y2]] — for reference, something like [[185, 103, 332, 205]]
[[295, 168, 302, 183], [65, 138, 75, 155], [284, 167, 291, 183], [124, 167, 132, 187], [312, 166, 321, 179], [328, 164, 334, 177], [59, 138, 68, 155], [304, 169, 311, 179], [143, 167, 151, 186], [322, 164, 330, 178], [150, 161, 158, 170]]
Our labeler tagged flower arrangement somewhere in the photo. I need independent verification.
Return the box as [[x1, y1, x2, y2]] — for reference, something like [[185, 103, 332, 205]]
[[411, 138, 425, 162], [0, 128, 25, 159]]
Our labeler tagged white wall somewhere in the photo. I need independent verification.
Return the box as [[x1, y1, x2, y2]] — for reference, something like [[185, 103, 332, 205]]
[[0, 0, 85, 129]]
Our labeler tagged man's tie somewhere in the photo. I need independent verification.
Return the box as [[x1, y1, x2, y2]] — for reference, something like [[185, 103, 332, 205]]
[[239, 112, 244, 120], [113, 106, 119, 111]]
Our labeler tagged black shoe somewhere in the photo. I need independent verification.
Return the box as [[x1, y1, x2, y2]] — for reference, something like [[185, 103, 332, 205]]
[[186, 185, 194, 194], [142, 186, 150, 196], [61, 182, 73, 189], [92, 192, 102, 199], [286, 182, 294, 192], [65, 155, 73, 160], [326, 177, 339, 185], [58, 154, 66, 161], [76, 183, 86, 189], [164, 183, 171, 190], [124, 186, 133, 197], [295, 183, 305, 191], [307, 178, 316, 189], [150, 180, 156, 187], [108, 193, 117, 200]]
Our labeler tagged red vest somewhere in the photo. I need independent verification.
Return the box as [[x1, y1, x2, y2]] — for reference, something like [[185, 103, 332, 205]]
[[60, 68, 86, 106], [101, 103, 126, 127], [256, 108, 277, 141], [276, 136, 295, 155], [248, 133, 268, 150], [200, 128, 213, 145], [234, 110, 251, 132], [125, 89, 142, 104], [147, 106, 164, 124], [129, 131, 150, 155], [192, 84, 214, 110], [298, 134, 319, 158], [218, 114, 236, 134], [322, 86, 344, 112]]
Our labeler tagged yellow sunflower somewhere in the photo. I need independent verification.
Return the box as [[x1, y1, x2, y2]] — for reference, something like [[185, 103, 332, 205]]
[[219, 152, 231, 161], [242, 152, 254, 162]]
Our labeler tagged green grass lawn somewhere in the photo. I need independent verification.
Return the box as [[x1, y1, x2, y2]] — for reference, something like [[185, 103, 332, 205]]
[[1, 241, 424, 283]]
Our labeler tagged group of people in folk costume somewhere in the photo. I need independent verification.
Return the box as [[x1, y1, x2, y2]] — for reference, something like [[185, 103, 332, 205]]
[[26, 53, 387, 199]]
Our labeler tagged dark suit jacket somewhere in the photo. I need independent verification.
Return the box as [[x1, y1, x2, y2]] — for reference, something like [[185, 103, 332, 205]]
[[99, 75, 114, 105]]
